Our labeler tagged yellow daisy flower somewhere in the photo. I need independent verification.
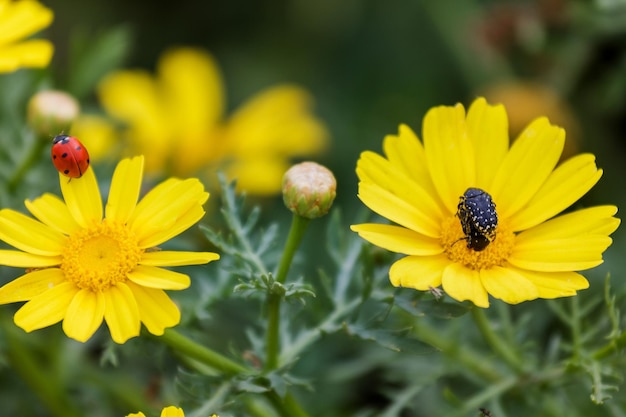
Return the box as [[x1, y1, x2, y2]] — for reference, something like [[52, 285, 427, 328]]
[[0, 0, 54, 72], [351, 97, 620, 308], [0, 156, 219, 343], [126, 407, 218, 417], [96, 47, 328, 195]]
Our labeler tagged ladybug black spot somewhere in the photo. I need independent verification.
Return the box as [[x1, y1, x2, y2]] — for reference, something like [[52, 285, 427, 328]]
[[61, 152, 68, 158]]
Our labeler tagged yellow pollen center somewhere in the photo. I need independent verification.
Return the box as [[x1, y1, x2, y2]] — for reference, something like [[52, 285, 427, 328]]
[[62, 220, 143, 291], [441, 215, 515, 270]]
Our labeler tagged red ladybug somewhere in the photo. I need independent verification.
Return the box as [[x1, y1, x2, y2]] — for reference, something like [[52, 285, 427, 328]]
[[51, 135, 90, 178]]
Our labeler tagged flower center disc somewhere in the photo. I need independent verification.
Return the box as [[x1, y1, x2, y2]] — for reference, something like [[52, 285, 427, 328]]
[[62, 220, 143, 291], [441, 215, 515, 271]]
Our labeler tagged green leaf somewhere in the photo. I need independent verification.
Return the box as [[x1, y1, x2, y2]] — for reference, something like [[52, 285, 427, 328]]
[[65, 26, 133, 99], [343, 323, 435, 355], [393, 292, 471, 319]]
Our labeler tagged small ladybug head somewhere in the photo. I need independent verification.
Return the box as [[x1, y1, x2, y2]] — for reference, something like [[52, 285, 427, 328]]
[[52, 134, 71, 145]]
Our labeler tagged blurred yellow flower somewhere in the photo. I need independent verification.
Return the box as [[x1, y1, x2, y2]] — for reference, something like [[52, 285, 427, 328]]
[[0, 0, 54, 72], [70, 114, 119, 161], [0, 156, 219, 343], [97, 47, 328, 195], [352, 98, 619, 307], [482, 81, 581, 160], [127, 407, 218, 417]]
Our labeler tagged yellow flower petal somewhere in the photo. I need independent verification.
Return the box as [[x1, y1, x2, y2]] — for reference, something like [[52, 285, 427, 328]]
[[357, 182, 440, 238], [161, 406, 185, 417], [130, 178, 207, 238], [127, 265, 191, 290], [0, 250, 60, 268], [14, 282, 77, 332], [509, 267, 589, 299], [507, 154, 604, 231], [480, 266, 538, 304], [127, 282, 180, 336], [466, 98, 509, 188], [126, 413, 146, 417], [382, 124, 447, 214], [105, 156, 144, 223], [441, 263, 489, 307], [227, 156, 290, 196], [98, 70, 167, 135], [423, 103, 475, 210], [129, 178, 179, 221], [227, 85, 327, 157], [0, 209, 66, 256], [62, 289, 105, 342], [509, 235, 612, 272], [350, 224, 443, 255], [140, 251, 219, 266], [137, 204, 206, 249], [0, 39, 53, 71], [0, 0, 53, 44], [383, 124, 429, 185], [98, 71, 170, 171], [0, 268, 65, 303], [131, 178, 208, 247], [25, 193, 80, 235], [389, 255, 450, 289], [357, 151, 445, 220], [490, 118, 564, 218], [103, 283, 140, 344], [60, 165, 103, 227], [515, 205, 619, 241], [159, 47, 223, 136]]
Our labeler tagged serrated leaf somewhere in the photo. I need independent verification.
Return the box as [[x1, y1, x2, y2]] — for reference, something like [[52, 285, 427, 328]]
[[257, 223, 279, 255], [344, 323, 435, 354], [393, 293, 470, 319], [201, 175, 275, 276], [234, 377, 271, 394]]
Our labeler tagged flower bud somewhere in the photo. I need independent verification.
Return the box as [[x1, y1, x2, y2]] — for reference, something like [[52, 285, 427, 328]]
[[282, 161, 336, 219], [27, 90, 80, 137]]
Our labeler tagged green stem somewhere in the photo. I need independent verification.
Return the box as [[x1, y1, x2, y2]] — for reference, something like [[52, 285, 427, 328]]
[[1, 320, 81, 417], [275, 215, 310, 284], [156, 329, 248, 375], [569, 296, 582, 359], [471, 308, 524, 374], [265, 214, 310, 370], [280, 297, 360, 366], [265, 293, 282, 370], [448, 374, 518, 417], [8, 134, 48, 192], [267, 391, 311, 417], [155, 330, 312, 417], [283, 393, 311, 417], [413, 318, 503, 382], [593, 330, 626, 360]]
